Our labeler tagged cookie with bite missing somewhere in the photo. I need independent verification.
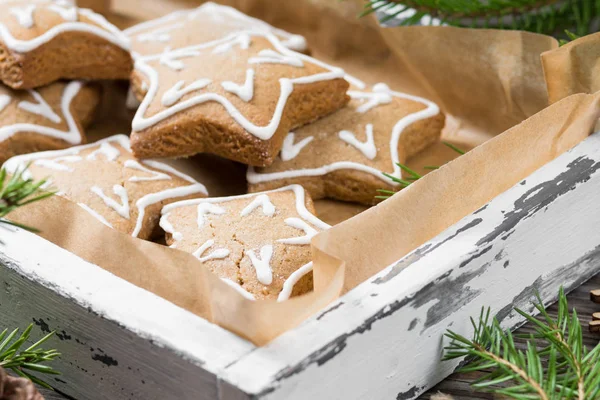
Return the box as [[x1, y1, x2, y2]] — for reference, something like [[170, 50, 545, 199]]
[[160, 184, 329, 301], [0, 0, 132, 89], [247, 82, 445, 204], [3, 134, 208, 239], [0, 80, 99, 163], [129, 32, 349, 166], [125, 2, 308, 58]]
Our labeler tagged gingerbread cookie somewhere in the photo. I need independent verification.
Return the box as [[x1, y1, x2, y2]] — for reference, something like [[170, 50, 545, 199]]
[[124, 2, 308, 58], [130, 32, 349, 166], [0, 80, 99, 163], [3, 134, 208, 239], [247, 82, 445, 204], [160, 184, 329, 301], [0, 0, 132, 89]]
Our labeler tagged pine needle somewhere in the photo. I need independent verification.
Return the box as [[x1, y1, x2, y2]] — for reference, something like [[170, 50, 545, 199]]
[[443, 287, 600, 399]]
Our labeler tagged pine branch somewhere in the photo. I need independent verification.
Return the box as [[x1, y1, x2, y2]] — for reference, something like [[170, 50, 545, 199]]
[[376, 141, 463, 199], [443, 287, 600, 399], [0, 324, 61, 390], [0, 165, 54, 233], [360, 0, 600, 39]]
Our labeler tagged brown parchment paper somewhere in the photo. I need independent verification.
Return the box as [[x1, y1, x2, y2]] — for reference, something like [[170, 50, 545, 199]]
[[7, 0, 600, 345], [542, 32, 600, 104]]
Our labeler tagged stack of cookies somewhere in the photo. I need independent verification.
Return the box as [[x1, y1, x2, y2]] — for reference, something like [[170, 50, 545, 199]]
[[2, 2, 445, 301]]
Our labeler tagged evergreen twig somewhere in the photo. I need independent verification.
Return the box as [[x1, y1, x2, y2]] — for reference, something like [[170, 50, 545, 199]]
[[443, 287, 600, 399], [376, 141, 463, 199], [0, 165, 54, 233], [360, 0, 600, 39], [0, 324, 61, 390]]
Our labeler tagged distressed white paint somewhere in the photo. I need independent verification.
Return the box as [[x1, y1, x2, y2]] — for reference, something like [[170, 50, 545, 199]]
[[2, 133, 600, 399]]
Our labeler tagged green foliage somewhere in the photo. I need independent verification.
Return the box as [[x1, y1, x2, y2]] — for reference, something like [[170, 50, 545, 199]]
[[444, 288, 600, 399], [0, 324, 60, 389], [376, 141, 462, 199], [361, 0, 600, 39], [0, 165, 53, 232]]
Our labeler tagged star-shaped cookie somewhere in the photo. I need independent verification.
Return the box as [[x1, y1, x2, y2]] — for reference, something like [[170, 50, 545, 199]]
[[0, 80, 99, 163], [160, 184, 329, 301], [3, 134, 208, 239], [130, 32, 349, 166], [124, 1, 308, 58], [0, 0, 132, 88], [247, 82, 445, 204]]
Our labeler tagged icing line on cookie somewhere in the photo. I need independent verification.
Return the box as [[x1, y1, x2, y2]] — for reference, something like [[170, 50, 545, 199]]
[[247, 82, 440, 186], [194, 239, 230, 263], [280, 132, 313, 161], [196, 203, 226, 228], [278, 261, 312, 302], [0, 94, 11, 113], [91, 184, 130, 219], [159, 213, 183, 242], [0, 7, 130, 52], [277, 217, 318, 245], [240, 194, 275, 217], [221, 278, 255, 300], [131, 32, 344, 140], [161, 78, 211, 106], [123, 2, 307, 54], [0, 81, 83, 144], [86, 141, 121, 161], [124, 160, 171, 182], [78, 203, 113, 228], [247, 244, 273, 285], [221, 68, 254, 102], [18, 90, 62, 123], [338, 124, 377, 160], [10, 5, 36, 28], [47, 4, 78, 21], [34, 155, 81, 172]]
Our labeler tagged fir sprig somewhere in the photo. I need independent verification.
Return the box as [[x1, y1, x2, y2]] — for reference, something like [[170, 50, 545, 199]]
[[444, 288, 600, 399], [376, 141, 463, 199], [0, 165, 54, 232], [361, 0, 600, 38], [0, 324, 61, 389]]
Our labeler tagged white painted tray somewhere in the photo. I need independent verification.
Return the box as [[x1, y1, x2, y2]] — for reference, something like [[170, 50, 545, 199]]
[[2, 129, 600, 399]]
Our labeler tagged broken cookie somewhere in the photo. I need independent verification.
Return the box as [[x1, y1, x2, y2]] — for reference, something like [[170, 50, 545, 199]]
[[160, 184, 329, 301], [247, 82, 445, 204], [129, 32, 349, 166], [3, 134, 208, 239]]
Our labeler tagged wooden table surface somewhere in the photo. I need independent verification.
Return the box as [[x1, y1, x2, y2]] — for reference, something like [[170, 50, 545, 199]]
[[36, 272, 600, 400]]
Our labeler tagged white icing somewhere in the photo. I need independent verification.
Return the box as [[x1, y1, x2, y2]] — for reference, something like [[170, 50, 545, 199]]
[[19, 90, 61, 123], [91, 185, 130, 219], [132, 32, 344, 140], [350, 86, 393, 113], [158, 214, 183, 242], [240, 194, 275, 217], [221, 69, 254, 102], [124, 160, 171, 182], [247, 82, 441, 187], [246, 244, 273, 285], [141, 160, 197, 183], [0, 8, 130, 53], [277, 261, 312, 302], [86, 141, 121, 161], [161, 78, 212, 106], [0, 94, 11, 113], [280, 132, 313, 161], [221, 278, 255, 300], [125, 87, 141, 110], [0, 81, 83, 145], [34, 155, 82, 172], [47, 4, 78, 21], [78, 203, 113, 228], [277, 217, 319, 245], [339, 124, 377, 160], [159, 48, 201, 70], [10, 5, 36, 28], [137, 23, 183, 43], [123, 2, 307, 54], [248, 49, 303, 67], [193, 239, 230, 263], [196, 203, 226, 228], [212, 33, 251, 54]]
